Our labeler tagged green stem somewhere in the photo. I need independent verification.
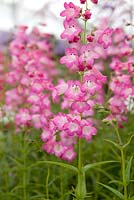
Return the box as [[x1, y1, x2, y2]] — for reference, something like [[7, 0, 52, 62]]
[[75, 139, 86, 200], [114, 125, 128, 200], [4, 133, 10, 200], [23, 133, 27, 200], [121, 148, 127, 200], [75, 1, 89, 196], [83, 20, 87, 44], [60, 169, 64, 200], [78, 138, 82, 187], [77, 138, 83, 199], [114, 123, 122, 145], [46, 167, 50, 200]]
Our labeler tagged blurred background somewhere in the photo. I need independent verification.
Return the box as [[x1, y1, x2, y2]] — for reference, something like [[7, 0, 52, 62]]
[[0, 0, 133, 50]]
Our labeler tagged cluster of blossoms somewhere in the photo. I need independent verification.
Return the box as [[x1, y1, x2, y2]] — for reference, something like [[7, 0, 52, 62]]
[[100, 26, 134, 126], [4, 26, 57, 130], [40, 0, 121, 162], [41, 1, 134, 160], [0, 51, 5, 99]]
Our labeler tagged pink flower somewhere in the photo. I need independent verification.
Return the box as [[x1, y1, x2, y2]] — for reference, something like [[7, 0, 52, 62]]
[[80, 119, 97, 141], [41, 128, 51, 142], [30, 80, 44, 93], [42, 140, 55, 154], [60, 48, 79, 71], [113, 28, 125, 43], [15, 108, 31, 126], [27, 93, 41, 104], [82, 125, 97, 141], [60, 131, 76, 146], [52, 114, 68, 130], [119, 42, 132, 56], [97, 28, 113, 49], [53, 142, 65, 157], [65, 118, 81, 136], [71, 101, 90, 113], [65, 80, 83, 100], [79, 44, 99, 69], [52, 80, 68, 102], [31, 114, 42, 129], [81, 76, 101, 94], [60, 20, 82, 42], [60, 2, 81, 21], [61, 147, 76, 162]]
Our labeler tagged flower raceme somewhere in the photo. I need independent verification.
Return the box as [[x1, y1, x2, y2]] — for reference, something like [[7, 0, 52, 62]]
[[41, 1, 134, 161], [41, 0, 110, 161], [4, 26, 57, 130]]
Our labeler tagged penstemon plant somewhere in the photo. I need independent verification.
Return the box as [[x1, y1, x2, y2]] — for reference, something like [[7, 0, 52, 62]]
[[40, 0, 120, 199], [0, 0, 134, 200]]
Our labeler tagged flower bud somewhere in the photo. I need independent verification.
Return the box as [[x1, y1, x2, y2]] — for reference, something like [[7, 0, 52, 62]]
[[80, 0, 86, 4], [83, 10, 92, 20], [91, 0, 98, 4]]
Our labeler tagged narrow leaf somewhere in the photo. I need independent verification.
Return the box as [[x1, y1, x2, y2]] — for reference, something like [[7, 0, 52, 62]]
[[98, 182, 124, 199], [28, 161, 78, 173], [109, 180, 123, 185], [8, 155, 22, 166], [83, 161, 117, 173], [123, 135, 134, 149], [104, 139, 121, 149], [126, 156, 133, 184]]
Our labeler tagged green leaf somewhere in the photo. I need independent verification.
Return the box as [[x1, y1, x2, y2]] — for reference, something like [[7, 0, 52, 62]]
[[109, 180, 123, 185], [104, 139, 121, 149], [123, 135, 134, 149], [98, 182, 124, 199], [126, 156, 133, 184], [83, 161, 117, 173], [28, 161, 78, 173], [8, 155, 22, 166]]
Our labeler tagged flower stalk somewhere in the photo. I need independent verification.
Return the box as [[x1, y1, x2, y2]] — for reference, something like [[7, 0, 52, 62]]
[[114, 124, 128, 200]]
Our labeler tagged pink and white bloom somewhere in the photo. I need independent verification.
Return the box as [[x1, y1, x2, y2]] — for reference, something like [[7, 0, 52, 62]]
[[61, 20, 82, 42], [60, 2, 81, 21]]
